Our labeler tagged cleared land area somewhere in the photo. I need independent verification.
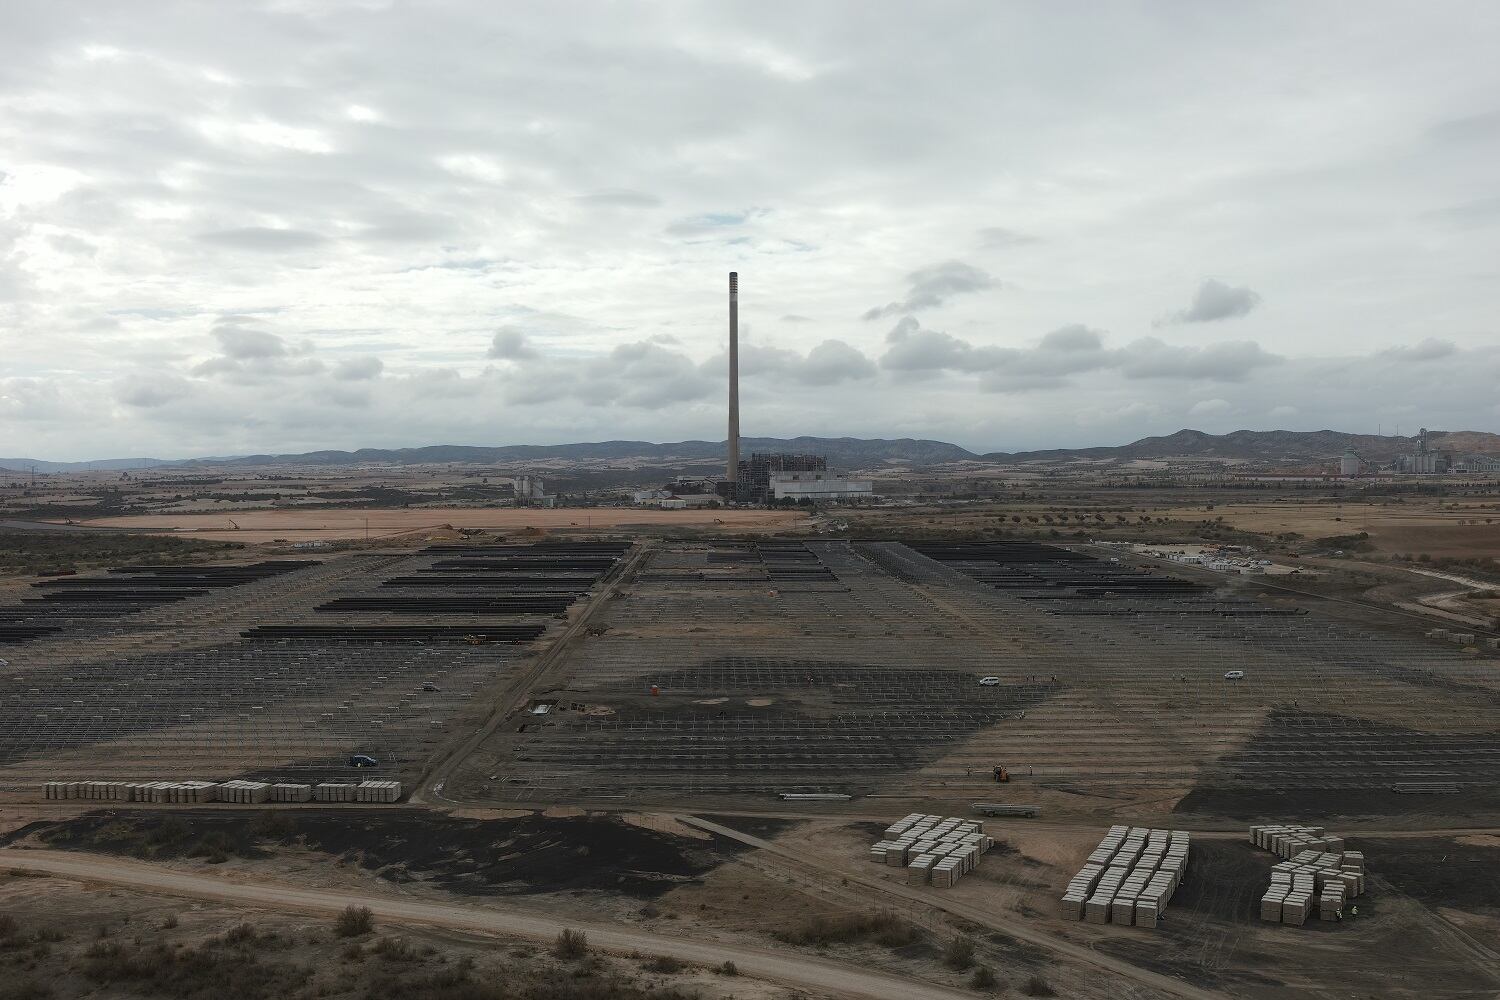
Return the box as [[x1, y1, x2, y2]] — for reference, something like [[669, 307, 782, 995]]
[[62, 508, 806, 542], [6, 526, 1500, 998], [1146, 500, 1500, 559]]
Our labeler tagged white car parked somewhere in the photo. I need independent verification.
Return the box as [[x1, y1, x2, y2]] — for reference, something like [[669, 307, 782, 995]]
[[1223, 670, 1246, 680], [978, 676, 1002, 686]]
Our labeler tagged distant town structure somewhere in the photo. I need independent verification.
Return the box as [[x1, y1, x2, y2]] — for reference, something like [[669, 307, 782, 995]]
[[513, 475, 554, 507], [1338, 451, 1362, 477], [1395, 428, 1451, 475]]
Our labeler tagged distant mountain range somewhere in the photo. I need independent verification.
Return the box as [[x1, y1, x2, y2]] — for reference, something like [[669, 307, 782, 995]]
[[4, 428, 1497, 473]]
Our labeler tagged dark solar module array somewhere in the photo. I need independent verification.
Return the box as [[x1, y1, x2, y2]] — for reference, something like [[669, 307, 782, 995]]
[[907, 541, 1302, 617]]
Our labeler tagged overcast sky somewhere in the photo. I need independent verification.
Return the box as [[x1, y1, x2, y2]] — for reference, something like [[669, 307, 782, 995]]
[[2, 1, 1498, 460]]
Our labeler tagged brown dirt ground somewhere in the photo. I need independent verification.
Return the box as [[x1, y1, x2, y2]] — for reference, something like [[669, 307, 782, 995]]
[[1147, 502, 1500, 558], [0, 868, 793, 1000], [65, 508, 809, 542]]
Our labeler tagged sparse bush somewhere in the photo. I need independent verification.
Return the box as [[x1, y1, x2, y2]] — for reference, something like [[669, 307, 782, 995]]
[[642, 955, 684, 974], [944, 935, 976, 970], [189, 830, 233, 864], [220, 922, 259, 946], [0, 914, 18, 938], [371, 936, 420, 963], [970, 965, 997, 990], [334, 905, 374, 938], [161, 913, 179, 930], [554, 927, 589, 959], [639, 903, 660, 919], [250, 811, 296, 841], [774, 910, 920, 949], [717, 960, 738, 976], [1023, 973, 1058, 997]]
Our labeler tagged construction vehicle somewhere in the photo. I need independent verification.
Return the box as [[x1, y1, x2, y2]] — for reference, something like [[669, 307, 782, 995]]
[[972, 802, 1040, 818], [464, 634, 488, 645]]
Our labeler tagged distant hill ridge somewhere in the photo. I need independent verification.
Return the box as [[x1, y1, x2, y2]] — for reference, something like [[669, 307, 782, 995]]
[[4, 428, 1497, 472]]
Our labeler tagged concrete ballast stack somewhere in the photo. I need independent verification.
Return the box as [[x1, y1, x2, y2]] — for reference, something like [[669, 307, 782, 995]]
[[869, 813, 992, 889], [1059, 826, 1190, 928], [41, 777, 398, 804], [1249, 823, 1365, 926]]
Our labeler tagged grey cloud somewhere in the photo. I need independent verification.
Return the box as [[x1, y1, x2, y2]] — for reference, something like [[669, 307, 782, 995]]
[[1381, 337, 1456, 362], [864, 260, 996, 320], [213, 323, 287, 359], [576, 189, 660, 207], [503, 340, 714, 409], [880, 320, 1278, 386], [1117, 338, 1281, 381], [726, 339, 877, 385], [1427, 109, 1500, 144], [115, 374, 193, 408], [194, 318, 323, 380], [195, 227, 329, 251], [488, 328, 540, 361], [977, 227, 1039, 248], [1163, 279, 1262, 324], [332, 356, 384, 380], [803, 340, 877, 384]]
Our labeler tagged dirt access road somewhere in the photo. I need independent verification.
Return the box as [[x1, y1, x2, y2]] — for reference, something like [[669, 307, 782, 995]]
[[69, 507, 807, 542], [679, 815, 1229, 1000], [1, 849, 974, 1000]]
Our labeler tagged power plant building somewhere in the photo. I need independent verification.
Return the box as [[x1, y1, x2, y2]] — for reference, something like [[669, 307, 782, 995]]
[[770, 471, 874, 502]]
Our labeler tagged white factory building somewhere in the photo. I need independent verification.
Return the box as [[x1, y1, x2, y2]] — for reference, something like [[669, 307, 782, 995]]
[[770, 471, 874, 501]]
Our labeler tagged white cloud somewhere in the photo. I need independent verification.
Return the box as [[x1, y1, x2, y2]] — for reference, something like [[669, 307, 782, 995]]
[[0, 4, 1497, 459]]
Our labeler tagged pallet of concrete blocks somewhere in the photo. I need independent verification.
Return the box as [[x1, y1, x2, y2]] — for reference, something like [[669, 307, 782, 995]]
[[906, 853, 937, 885], [216, 780, 271, 804], [868, 815, 988, 887], [1061, 826, 1191, 927], [357, 780, 401, 803], [270, 782, 313, 803], [314, 782, 357, 803]]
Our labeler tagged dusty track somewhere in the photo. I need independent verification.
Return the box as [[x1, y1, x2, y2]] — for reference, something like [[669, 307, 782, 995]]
[[0, 848, 974, 1000], [414, 541, 655, 805], [679, 815, 1229, 1000]]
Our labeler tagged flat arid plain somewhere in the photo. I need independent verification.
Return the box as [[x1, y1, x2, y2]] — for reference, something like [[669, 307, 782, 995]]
[[2, 468, 1500, 1000]]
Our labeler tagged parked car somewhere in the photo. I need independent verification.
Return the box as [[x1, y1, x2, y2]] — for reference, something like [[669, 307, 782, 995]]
[[1223, 670, 1245, 680], [421, 682, 440, 692], [978, 676, 1002, 686], [348, 754, 379, 768]]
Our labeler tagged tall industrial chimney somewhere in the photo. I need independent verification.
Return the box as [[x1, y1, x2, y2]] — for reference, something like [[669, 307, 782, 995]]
[[726, 271, 740, 485]]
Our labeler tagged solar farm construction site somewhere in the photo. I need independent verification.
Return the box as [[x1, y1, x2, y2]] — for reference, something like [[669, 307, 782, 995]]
[[0, 542, 630, 792], [445, 538, 1500, 818], [6, 532, 1500, 1000]]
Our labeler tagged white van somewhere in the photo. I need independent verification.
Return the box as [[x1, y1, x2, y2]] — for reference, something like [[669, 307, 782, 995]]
[[978, 676, 1002, 686], [1223, 670, 1245, 680]]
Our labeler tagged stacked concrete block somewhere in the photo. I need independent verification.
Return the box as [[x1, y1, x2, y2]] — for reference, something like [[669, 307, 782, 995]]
[[216, 779, 271, 803], [867, 815, 990, 889], [1250, 822, 1366, 927], [357, 780, 401, 803], [270, 782, 313, 802], [314, 782, 356, 802], [1060, 826, 1191, 928]]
